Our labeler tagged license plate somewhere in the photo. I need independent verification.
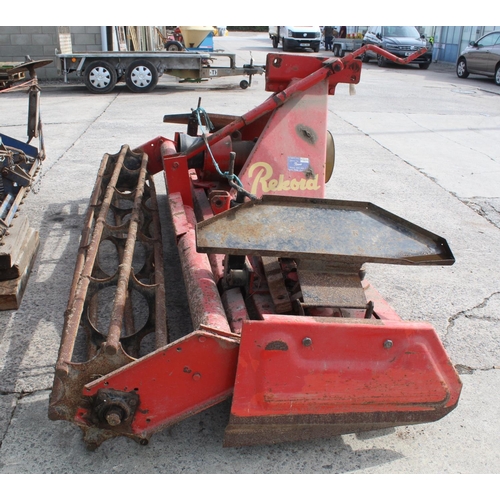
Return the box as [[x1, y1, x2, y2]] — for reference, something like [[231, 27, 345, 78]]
[[300, 43, 310, 47], [405, 52, 410, 56], [209, 69, 218, 76]]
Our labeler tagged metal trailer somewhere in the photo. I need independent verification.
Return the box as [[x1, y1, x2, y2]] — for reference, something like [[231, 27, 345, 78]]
[[57, 51, 264, 94]]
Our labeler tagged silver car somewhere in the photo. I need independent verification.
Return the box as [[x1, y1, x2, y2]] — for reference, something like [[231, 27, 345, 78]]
[[456, 31, 500, 85]]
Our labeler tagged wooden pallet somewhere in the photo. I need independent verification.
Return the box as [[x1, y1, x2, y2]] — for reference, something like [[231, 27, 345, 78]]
[[0, 215, 39, 310], [0, 59, 52, 89], [0, 61, 25, 88]]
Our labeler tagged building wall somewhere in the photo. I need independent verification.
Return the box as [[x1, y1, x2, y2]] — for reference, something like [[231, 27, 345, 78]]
[[433, 26, 500, 63], [0, 26, 102, 80]]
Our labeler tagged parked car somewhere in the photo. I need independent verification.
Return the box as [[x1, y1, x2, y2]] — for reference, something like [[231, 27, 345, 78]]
[[456, 31, 500, 85], [361, 26, 432, 69]]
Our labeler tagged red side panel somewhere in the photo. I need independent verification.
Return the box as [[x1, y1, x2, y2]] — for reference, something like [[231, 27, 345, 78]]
[[231, 316, 461, 417], [225, 316, 461, 446]]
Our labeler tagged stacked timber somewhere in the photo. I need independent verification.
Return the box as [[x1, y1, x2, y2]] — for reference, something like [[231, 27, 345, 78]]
[[0, 214, 39, 310]]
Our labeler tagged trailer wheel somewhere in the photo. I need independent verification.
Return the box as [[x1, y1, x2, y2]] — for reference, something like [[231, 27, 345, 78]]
[[165, 41, 184, 51], [84, 61, 117, 93], [125, 60, 159, 93]]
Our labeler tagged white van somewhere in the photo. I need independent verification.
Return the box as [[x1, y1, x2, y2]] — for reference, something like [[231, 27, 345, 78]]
[[269, 26, 321, 52]]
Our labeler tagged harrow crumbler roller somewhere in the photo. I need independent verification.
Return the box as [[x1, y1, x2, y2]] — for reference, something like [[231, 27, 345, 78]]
[[49, 145, 167, 445], [49, 45, 462, 450]]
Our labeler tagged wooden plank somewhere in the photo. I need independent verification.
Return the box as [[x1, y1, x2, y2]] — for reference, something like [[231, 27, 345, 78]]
[[0, 227, 38, 281], [0, 215, 29, 269], [58, 26, 73, 54], [129, 26, 139, 52], [115, 26, 127, 51], [0, 228, 39, 310]]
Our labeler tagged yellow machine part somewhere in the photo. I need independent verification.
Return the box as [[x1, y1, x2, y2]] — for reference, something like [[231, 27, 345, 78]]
[[179, 26, 215, 48]]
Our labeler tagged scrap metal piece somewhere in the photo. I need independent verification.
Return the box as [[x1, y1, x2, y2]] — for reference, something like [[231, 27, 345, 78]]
[[0, 134, 40, 239]]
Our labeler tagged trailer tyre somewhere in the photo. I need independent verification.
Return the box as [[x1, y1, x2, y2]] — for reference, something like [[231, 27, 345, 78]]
[[165, 41, 184, 51], [84, 61, 117, 93], [125, 60, 159, 93]]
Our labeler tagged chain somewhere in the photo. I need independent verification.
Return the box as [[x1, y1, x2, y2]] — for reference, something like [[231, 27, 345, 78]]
[[193, 105, 256, 201]]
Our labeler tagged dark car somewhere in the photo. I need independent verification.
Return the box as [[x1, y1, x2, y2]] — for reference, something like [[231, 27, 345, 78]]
[[361, 26, 432, 69], [456, 31, 500, 85]]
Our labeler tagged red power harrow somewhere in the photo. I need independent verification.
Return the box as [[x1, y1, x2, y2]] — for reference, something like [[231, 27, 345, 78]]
[[49, 45, 462, 450]]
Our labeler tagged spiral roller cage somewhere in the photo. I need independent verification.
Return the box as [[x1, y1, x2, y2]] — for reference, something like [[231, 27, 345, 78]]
[[80, 146, 165, 360]]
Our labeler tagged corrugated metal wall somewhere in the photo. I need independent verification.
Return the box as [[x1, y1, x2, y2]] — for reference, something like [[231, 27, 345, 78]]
[[433, 26, 500, 63]]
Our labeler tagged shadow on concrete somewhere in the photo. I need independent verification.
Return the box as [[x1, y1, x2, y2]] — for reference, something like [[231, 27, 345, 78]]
[[0, 392, 404, 473]]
